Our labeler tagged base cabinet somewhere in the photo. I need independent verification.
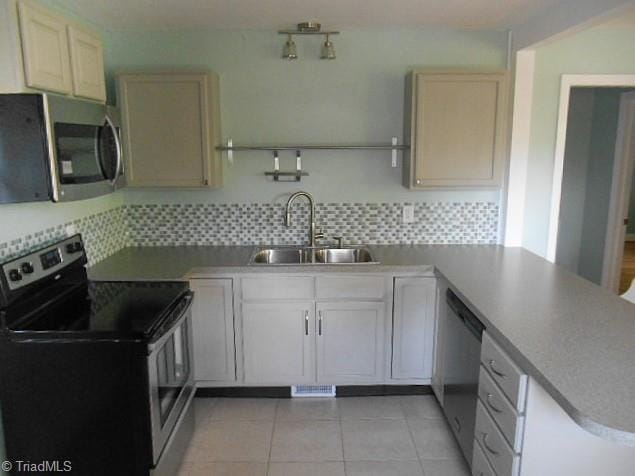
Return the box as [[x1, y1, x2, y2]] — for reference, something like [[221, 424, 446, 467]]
[[190, 279, 236, 383], [241, 302, 315, 384], [391, 277, 437, 380], [431, 279, 449, 404], [190, 273, 436, 387], [317, 301, 385, 383]]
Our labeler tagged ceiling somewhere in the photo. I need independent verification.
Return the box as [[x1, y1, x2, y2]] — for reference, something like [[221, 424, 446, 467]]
[[594, 5, 635, 27], [53, 0, 565, 32]]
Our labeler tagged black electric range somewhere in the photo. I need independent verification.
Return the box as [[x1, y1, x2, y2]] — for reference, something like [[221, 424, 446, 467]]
[[0, 235, 195, 476]]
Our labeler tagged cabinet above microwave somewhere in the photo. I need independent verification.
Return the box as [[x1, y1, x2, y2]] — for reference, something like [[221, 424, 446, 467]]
[[0, 94, 124, 203], [0, 0, 106, 102]]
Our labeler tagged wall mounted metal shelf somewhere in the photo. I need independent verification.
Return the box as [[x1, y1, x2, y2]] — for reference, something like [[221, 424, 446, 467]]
[[217, 137, 409, 167]]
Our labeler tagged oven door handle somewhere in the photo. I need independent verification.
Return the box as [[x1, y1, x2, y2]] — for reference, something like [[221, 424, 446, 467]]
[[147, 293, 193, 354]]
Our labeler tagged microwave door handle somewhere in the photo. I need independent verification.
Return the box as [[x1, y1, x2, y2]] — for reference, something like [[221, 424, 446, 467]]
[[104, 114, 123, 186]]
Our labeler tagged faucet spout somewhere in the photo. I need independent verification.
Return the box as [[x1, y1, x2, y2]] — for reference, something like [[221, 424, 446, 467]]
[[285, 191, 320, 247]]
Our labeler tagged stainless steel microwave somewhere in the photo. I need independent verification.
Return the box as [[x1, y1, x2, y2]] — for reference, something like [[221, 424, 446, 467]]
[[0, 93, 124, 203]]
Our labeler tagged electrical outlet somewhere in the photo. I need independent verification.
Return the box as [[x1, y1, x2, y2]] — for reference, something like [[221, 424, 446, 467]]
[[402, 204, 415, 224]]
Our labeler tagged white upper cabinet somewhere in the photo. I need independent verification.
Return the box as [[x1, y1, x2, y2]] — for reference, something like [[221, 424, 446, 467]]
[[117, 72, 223, 188], [67, 24, 106, 101], [0, 0, 106, 102], [403, 70, 509, 189], [18, 0, 72, 94]]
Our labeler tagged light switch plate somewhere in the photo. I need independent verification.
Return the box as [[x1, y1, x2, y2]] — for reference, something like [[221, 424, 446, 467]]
[[402, 204, 415, 223]]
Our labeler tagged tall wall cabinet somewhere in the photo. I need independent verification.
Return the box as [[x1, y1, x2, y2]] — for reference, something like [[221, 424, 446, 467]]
[[0, 0, 106, 102], [403, 70, 509, 189], [117, 72, 223, 188]]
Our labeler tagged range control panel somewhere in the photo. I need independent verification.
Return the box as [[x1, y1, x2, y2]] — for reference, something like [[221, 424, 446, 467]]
[[1, 234, 86, 292]]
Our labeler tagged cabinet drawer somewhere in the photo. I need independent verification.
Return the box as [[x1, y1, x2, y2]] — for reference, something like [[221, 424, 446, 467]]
[[241, 277, 314, 300], [316, 276, 385, 300], [475, 401, 520, 476], [478, 366, 525, 452], [472, 440, 497, 476], [481, 333, 527, 410]]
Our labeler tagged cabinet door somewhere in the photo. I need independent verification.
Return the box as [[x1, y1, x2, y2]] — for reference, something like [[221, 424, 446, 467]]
[[67, 25, 105, 102], [242, 302, 315, 384], [118, 73, 222, 188], [391, 277, 436, 380], [316, 301, 385, 383], [18, 0, 72, 94], [431, 280, 449, 405], [406, 71, 508, 188], [190, 279, 236, 382]]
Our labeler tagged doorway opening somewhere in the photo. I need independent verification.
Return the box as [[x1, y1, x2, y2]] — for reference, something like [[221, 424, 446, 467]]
[[551, 82, 635, 294]]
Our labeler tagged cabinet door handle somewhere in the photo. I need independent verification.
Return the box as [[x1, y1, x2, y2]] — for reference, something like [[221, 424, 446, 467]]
[[486, 393, 503, 414], [305, 311, 309, 336], [481, 432, 499, 455], [488, 359, 507, 378], [318, 310, 323, 336]]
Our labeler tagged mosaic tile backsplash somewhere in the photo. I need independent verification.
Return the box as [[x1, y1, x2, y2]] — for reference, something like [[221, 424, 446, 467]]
[[126, 202, 499, 246], [0, 201, 498, 265], [0, 207, 131, 266]]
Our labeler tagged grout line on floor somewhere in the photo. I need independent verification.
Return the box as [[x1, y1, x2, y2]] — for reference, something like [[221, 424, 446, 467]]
[[265, 399, 280, 475], [402, 401, 429, 476], [338, 407, 348, 475]]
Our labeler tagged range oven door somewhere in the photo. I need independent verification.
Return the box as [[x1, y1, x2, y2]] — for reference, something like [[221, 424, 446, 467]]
[[147, 295, 195, 466], [45, 95, 124, 202]]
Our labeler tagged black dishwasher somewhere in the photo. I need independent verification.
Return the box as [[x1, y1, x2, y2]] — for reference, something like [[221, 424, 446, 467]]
[[442, 289, 485, 465]]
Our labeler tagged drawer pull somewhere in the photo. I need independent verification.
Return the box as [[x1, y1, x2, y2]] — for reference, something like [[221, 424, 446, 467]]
[[486, 393, 503, 414], [453, 416, 461, 433], [481, 432, 499, 456], [318, 310, 323, 336], [488, 359, 507, 378], [305, 311, 309, 335]]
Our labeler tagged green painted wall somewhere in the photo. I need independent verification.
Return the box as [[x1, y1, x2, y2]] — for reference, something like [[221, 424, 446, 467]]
[[522, 26, 635, 256], [103, 28, 508, 205], [0, 193, 124, 245]]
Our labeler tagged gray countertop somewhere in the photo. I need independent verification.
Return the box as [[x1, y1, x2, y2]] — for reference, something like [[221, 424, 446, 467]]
[[89, 244, 635, 444]]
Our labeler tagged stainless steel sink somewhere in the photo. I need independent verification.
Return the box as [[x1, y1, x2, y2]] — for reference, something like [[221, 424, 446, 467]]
[[250, 247, 377, 265], [251, 248, 313, 264], [314, 248, 375, 264]]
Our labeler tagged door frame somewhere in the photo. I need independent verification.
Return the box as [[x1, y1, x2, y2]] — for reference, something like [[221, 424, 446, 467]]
[[601, 91, 635, 292], [546, 76, 635, 286]]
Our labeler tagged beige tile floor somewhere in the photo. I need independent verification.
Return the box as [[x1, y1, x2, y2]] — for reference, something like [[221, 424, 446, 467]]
[[179, 395, 470, 476]]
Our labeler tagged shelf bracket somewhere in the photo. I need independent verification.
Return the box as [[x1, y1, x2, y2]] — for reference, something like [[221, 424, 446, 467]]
[[391, 136, 398, 167]]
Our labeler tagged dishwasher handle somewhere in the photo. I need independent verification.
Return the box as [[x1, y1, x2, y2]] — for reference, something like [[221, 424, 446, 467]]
[[446, 288, 485, 341]]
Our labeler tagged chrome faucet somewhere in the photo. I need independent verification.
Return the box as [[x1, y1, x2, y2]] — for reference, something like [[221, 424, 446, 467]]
[[285, 191, 324, 247]]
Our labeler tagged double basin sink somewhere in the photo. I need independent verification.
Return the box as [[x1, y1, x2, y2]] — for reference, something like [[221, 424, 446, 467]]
[[251, 247, 377, 265]]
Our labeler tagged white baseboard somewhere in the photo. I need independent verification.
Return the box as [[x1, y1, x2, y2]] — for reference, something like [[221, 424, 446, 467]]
[[626, 234, 635, 242]]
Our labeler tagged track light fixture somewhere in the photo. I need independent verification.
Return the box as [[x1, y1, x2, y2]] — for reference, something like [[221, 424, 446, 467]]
[[278, 22, 339, 60], [282, 34, 297, 60]]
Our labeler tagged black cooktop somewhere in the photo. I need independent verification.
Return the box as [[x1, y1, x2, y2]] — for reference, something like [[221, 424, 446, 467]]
[[1, 280, 189, 341]]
